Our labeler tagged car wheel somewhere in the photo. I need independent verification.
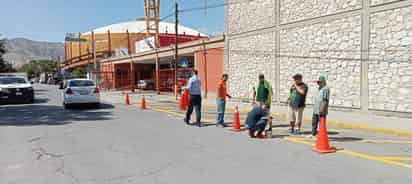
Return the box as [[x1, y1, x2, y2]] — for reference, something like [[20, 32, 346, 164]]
[[64, 103, 71, 109], [25, 96, 34, 104], [93, 103, 101, 109]]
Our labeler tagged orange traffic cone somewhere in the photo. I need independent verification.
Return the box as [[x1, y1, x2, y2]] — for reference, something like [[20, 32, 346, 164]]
[[313, 116, 336, 153], [232, 106, 241, 131], [125, 93, 130, 105], [141, 95, 147, 110], [179, 90, 188, 110], [183, 90, 189, 109]]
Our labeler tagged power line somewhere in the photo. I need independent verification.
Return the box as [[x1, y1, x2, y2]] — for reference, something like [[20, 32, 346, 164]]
[[179, 0, 251, 13], [132, 11, 175, 36], [175, 0, 249, 36]]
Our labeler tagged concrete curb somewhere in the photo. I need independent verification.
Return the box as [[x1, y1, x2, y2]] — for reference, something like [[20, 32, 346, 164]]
[[218, 106, 412, 138], [268, 112, 412, 138], [157, 102, 412, 138], [105, 93, 412, 138]]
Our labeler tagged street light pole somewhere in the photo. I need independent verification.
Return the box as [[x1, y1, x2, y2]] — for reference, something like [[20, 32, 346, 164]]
[[174, 0, 179, 100], [92, 30, 98, 85]]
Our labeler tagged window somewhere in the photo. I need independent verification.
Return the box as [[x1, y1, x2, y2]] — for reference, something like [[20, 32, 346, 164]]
[[0, 77, 28, 84], [69, 80, 95, 87]]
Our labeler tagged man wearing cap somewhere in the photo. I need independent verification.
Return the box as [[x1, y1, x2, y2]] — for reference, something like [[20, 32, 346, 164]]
[[309, 75, 330, 138], [288, 74, 308, 134], [252, 74, 273, 106]]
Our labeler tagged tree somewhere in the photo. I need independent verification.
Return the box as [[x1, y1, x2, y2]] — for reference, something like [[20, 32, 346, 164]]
[[18, 60, 57, 78], [0, 38, 15, 72], [71, 67, 86, 78]]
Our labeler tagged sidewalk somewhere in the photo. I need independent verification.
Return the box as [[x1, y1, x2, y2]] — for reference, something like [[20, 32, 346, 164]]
[[101, 91, 412, 138]]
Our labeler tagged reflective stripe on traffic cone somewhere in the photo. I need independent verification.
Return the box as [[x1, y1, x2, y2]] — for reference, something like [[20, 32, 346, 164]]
[[313, 116, 336, 154], [232, 106, 241, 131]]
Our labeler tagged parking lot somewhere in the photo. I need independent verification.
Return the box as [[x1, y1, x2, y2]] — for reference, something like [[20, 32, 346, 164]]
[[0, 84, 411, 184]]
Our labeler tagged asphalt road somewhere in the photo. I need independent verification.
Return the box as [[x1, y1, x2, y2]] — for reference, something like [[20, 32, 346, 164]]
[[0, 84, 411, 184]]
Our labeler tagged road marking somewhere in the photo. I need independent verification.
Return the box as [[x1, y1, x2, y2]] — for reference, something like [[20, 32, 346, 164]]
[[376, 157, 412, 161], [284, 137, 412, 170], [6, 163, 24, 170], [151, 108, 185, 118], [339, 150, 412, 169], [284, 137, 314, 146], [361, 139, 412, 144], [151, 108, 216, 124], [149, 105, 412, 170]]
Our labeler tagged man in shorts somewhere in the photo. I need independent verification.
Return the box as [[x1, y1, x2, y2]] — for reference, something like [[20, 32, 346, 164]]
[[288, 74, 308, 134]]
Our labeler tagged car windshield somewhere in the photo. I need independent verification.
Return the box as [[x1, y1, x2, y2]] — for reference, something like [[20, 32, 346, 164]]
[[69, 80, 95, 87], [0, 77, 28, 84]]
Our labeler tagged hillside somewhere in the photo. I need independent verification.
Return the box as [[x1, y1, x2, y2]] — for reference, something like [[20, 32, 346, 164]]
[[3, 38, 64, 67]]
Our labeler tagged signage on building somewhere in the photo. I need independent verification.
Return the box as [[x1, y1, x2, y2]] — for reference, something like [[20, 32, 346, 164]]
[[114, 48, 129, 57], [179, 58, 189, 68], [65, 33, 87, 42], [135, 37, 155, 53]]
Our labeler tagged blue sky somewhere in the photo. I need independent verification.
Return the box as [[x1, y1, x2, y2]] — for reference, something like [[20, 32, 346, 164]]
[[0, 0, 224, 42]]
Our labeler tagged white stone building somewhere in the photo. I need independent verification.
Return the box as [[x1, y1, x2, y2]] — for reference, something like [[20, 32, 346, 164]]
[[225, 0, 412, 113]]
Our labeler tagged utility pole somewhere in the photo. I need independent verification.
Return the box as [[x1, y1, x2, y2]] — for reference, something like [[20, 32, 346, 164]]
[[174, 0, 179, 99], [204, 0, 207, 16], [144, 0, 160, 94], [202, 40, 208, 98], [92, 30, 97, 83], [57, 56, 61, 73]]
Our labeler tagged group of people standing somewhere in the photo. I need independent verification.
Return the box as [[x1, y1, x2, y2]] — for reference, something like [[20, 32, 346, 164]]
[[182, 69, 330, 139]]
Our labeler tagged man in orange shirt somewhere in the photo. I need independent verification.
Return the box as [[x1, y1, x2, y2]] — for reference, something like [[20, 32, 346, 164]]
[[216, 74, 231, 128]]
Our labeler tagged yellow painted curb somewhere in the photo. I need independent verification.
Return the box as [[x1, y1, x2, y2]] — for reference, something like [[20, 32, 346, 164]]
[[148, 106, 412, 170], [261, 109, 412, 138], [326, 120, 412, 138], [361, 139, 412, 144], [148, 102, 412, 138]]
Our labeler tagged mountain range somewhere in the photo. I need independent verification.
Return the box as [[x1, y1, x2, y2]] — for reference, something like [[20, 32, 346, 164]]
[[3, 38, 64, 68]]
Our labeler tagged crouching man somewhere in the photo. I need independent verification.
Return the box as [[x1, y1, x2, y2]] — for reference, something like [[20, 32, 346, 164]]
[[245, 103, 272, 139]]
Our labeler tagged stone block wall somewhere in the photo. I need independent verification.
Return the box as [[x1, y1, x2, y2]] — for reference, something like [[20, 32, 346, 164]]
[[369, 6, 412, 112], [279, 16, 362, 107], [227, 0, 275, 34], [227, 32, 276, 98], [225, 0, 412, 113], [280, 0, 361, 24], [371, 0, 406, 6]]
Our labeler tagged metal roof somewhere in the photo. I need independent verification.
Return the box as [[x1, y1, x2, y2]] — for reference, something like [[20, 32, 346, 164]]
[[83, 20, 207, 36]]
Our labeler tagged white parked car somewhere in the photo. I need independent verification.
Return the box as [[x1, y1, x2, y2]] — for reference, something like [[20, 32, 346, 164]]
[[0, 76, 34, 104], [61, 79, 100, 109], [137, 79, 154, 90]]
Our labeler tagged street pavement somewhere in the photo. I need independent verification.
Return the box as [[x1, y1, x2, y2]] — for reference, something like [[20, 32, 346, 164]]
[[0, 84, 411, 184]]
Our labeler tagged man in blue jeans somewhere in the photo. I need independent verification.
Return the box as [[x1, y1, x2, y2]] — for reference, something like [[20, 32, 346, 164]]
[[308, 75, 330, 138], [216, 74, 231, 128], [245, 103, 271, 138], [184, 70, 202, 127]]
